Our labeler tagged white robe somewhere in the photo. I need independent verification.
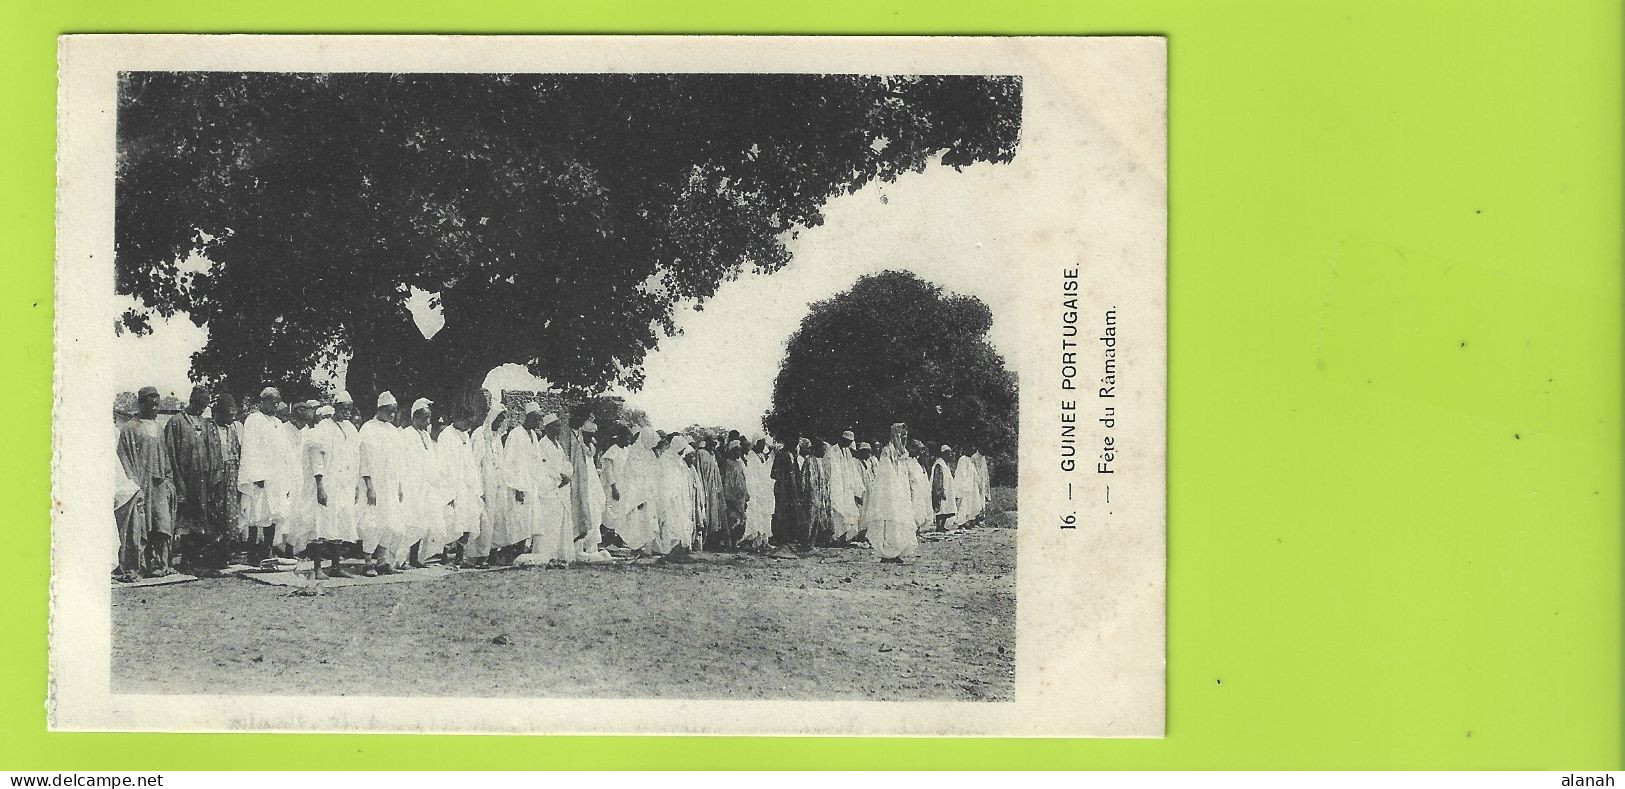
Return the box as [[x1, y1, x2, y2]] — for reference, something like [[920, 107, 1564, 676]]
[[951, 456, 985, 526], [614, 432, 660, 551], [402, 426, 453, 556], [356, 418, 408, 558], [466, 423, 506, 560], [654, 446, 695, 554], [276, 422, 307, 544], [743, 451, 775, 543], [907, 457, 934, 529], [931, 458, 957, 517], [290, 419, 359, 551], [599, 443, 631, 535], [438, 426, 482, 544], [828, 444, 865, 539], [503, 428, 572, 561], [237, 411, 286, 530], [862, 443, 918, 560], [332, 419, 362, 534]]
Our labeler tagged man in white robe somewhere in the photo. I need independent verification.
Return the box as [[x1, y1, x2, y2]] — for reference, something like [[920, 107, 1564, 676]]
[[356, 392, 405, 575], [864, 423, 919, 563], [466, 409, 511, 567], [237, 386, 287, 565], [301, 404, 360, 578], [952, 448, 985, 527], [332, 391, 363, 556], [438, 408, 483, 567], [492, 406, 538, 561], [509, 407, 573, 565], [828, 430, 866, 543], [402, 398, 452, 565], [279, 400, 319, 556], [561, 409, 610, 562], [655, 435, 696, 555], [742, 439, 776, 549], [615, 428, 661, 553]]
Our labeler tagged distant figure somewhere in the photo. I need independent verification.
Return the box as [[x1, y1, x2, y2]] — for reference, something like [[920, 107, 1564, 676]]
[[115, 385, 175, 579], [931, 445, 958, 532]]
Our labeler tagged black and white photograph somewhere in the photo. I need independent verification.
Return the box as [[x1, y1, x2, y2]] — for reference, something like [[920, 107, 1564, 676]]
[[54, 35, 1166, 736]]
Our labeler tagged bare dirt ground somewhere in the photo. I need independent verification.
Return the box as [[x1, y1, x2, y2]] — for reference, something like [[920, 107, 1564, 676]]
[[112, 512, 1015, 702]]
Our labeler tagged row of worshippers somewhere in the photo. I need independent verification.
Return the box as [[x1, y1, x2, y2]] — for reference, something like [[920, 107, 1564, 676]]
[[114, 384, 994, 581], [762, 427, 991, 562]]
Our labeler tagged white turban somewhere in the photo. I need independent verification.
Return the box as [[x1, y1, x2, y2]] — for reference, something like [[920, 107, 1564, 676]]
[[375, 391, 397, 408], [259, 386, 280, 398], [334, 390, 354, 405], [411, 398, 433, 416]]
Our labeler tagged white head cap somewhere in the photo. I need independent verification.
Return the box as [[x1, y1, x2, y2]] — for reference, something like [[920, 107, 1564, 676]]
[[315, 405, 335, 418], [334, 390, 354, 405], [259, 386, 280, 398], [940, 445, 953, 453], [540, 412, 560, 427], [523, 401, 543, 415], [411, 398, 433, 416], [375, 391, 397, 409], [841, 430, 856, 441]]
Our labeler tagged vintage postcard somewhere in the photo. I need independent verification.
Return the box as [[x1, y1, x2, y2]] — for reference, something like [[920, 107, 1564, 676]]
[[51, 34, 1166, 736]]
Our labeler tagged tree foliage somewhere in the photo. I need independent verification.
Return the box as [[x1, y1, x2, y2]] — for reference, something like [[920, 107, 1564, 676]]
[[763, 270, 1017, 455], [116, 72, 1022, 410]]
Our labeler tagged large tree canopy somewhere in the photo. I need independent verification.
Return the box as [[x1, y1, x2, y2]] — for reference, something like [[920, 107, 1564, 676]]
[[763, 270, 1017, 455], [117, 72, 1022, 410]]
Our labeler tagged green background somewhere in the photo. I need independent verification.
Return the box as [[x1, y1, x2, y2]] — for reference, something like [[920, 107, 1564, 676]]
[[3, 0, 1619, 770]]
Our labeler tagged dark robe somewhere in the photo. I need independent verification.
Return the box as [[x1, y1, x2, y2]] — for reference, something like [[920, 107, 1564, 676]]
[[695, 449, 725, 545], [770, 449, 803, 545], [719, 454, 748, 549], [163, 412, 238, 538], [800, 454, 834, 548]]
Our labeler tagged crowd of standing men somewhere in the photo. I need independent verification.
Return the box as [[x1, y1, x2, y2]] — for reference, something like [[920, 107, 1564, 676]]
[[114, 384, 995, 583]]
